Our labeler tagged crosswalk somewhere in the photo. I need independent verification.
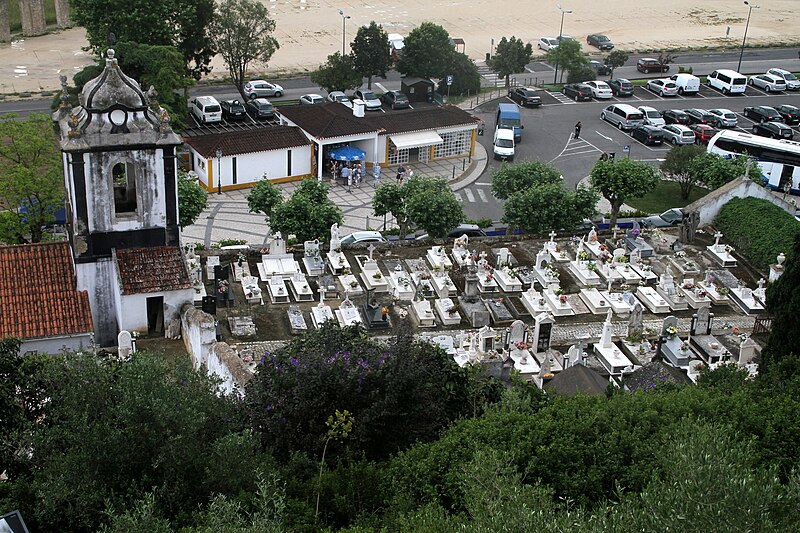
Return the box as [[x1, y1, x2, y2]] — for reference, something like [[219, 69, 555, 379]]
[[547, 90, 578, 104], [476, 62, 502, 87], [455, 185, 492, 203]]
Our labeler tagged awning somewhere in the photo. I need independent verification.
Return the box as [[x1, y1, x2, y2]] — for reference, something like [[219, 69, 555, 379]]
[[390, 130, 443, 150]]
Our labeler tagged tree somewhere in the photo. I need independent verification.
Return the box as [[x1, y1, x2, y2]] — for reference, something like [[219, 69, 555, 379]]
[[566, 66, 595, 84], [502, 183, 598, 235], [545, 39, 587, 83], [604, 50, 629, 78], [590, 158, 659, 226], [437, 52, 481, 97], [210, 0, 280, 102], [764, 234, 800, 374], [491, 160, 563, 200], [270, 179, 343, 242], [351, 22, 390, 89], [657, 52, 677, 71], [177, 170, 209, 228], [487, 36, 533, 88], [310, 52, 363, 93], [247, 177, 283, 223], [69, 0, 216, 80], [0, 113, 64, 244], [372, 176, 464, 239], [397, 22, 453, 79], [690, 152, 751, 190], [661, 144, 706, 199]]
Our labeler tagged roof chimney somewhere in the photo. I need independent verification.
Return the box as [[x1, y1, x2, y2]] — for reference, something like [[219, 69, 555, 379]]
[[352, 99, 365, 118]]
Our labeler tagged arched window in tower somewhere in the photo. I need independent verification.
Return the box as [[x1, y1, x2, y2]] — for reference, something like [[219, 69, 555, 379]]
[[112, 161, 138, 215]]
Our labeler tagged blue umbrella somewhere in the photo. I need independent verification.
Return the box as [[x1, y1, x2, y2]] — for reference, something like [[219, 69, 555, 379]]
[[328, 145, 366, 161]]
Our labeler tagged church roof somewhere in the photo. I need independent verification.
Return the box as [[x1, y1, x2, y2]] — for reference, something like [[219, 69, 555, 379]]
[[114, 246, 192, 295], [79, 49, 148, 112], [0, 242, 93, 340], [544, 364, 610, 396], [184, 126, 312, 158]]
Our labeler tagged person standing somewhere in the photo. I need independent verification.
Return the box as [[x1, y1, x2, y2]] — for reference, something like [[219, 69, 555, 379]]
[[373, 163, 381, 186], [341, 164, 351, 190], [574, 121, 582, 140], [396, 164, 406, 184]]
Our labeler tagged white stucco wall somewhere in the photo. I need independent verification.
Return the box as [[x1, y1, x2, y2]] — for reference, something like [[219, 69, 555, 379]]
[[118, 288, 194, 334], [189, 146, 312, 189], [687, 177, 798, 227], [75, 258, 119, 347], [21, 333, 93, 355]]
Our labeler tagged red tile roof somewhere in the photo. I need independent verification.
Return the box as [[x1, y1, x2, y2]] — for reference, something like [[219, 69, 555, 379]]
[[115, 246, 192, 295], [0, 242, 93, 340], [183, 125, 311, 158]]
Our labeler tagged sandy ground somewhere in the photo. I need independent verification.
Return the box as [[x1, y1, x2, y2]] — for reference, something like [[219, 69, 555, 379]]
[[0, 0, 798, 93]]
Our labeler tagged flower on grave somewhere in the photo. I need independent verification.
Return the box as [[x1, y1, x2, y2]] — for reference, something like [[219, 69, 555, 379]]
[[555, 288, 565, 296], [514, 341, 529, 351], [695, 289, 707, 298], [373, 272, 383, 279], [680, 341, 691, 352], [577, 250, 590, 261], [433, 264, 442, 273], [242, 353, 253, 362], [666, 325, 678, 339], [448, 305, 459, 315], [343, 267, 351, 275], [559, 294, 569, 304], [559, 250, 566, 258], [486, 273, 494, 281], [444, 264, 452, 272], [586, 261, 597, 272], [675, 251, 686, 259], [682, 281, 695, 289], [349, 280, 359, 288], [625, 264, 631, 271], [590, 234, 598, 243], [726, 245, 733, 253], [339, 256, 345, 265], [599, 299, 605, 306], [717, 286, 730, 296], [632, 228, 641, 237], [642, 265, 652, 272]]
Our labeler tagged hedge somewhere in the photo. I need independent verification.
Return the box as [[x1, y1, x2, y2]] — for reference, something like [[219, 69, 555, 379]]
[[715, 197, 800, 269]]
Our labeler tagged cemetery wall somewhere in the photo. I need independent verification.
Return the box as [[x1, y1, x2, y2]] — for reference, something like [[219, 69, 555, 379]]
[[687, 177, 796, 227], [117, 288, 194, 333], [181, 304, 249, 396], [21, 333, 93, 355]]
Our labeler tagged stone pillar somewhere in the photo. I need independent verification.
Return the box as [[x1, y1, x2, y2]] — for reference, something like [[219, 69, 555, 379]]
[[19, 0, 46, 37], [0, 0, 11, 43], [55, 0, 71, 28]]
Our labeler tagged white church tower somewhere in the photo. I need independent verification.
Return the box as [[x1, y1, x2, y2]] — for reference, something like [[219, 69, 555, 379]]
[[54, 49, 191, 346]]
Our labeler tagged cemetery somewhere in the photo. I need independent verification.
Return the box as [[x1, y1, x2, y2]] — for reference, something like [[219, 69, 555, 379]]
[[187, 219, 776, 390]]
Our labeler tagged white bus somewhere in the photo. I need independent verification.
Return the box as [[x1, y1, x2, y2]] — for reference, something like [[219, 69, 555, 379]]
[[707, 130, 800, 193]]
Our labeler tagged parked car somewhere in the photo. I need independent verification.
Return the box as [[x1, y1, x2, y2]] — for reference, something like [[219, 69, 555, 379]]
[[638, 106, 665, 127], [743, 105, 783, 123], [608, 78, 634, 97], [662, 109, 692, 125], [589, 60, 611, 76], [418, 224, 488, 241], [493, 127, 515, 161], [189, 96, 222, 124], [584, 80, 613, 99], [245, 98, 275, 120], [689, 124, 719, 144], [538, 37, 560, 50], [775, 104, 800, 125], [637, 58, 669, 73], [766, 68, 800, 90], [381, 90, 410, 109], [508, 87, 542, 107], [661, 124, 696, 145], [749, 73, 787, 92], [243, 80, 284, 99], [752, 121, 794, 140], [642, 208, 684, 228], [708, 108, 738, 128], [219, 99, 247, 121], [327, 91, 353, 108], [630, 124, 665, 146], [562, 83, 593, 101], [668, 73, 701, 95], [556, 35, 575, 43], [340, 231, 387, 244], [299, 93, 324, 105], [646, 78, 679, 96], [352, 89, 382, 111], [684, 108, 717, 126], [587, 34, 614, 50]]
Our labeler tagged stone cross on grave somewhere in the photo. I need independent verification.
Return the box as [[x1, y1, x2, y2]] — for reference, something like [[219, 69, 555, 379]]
[[367, 243, 376, 261], [757, 278, 766, 290], [478, 250, 488, 266], [714, 231, 723, 247], [549, 230, 557, 242], [318, 286, 325, 307]]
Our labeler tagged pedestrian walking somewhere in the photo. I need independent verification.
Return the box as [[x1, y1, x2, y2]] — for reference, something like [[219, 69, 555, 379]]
[[354, 164, 362, 188], [373, 163, 381, 186], [341, 165, 351, 190], [330, 160, 338, 182], [396, 164, 406, 184], [574, 121, 582, 140]]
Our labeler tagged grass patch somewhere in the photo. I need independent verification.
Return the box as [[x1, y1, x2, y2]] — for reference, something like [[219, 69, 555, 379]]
[[625, 180, 710, 214]]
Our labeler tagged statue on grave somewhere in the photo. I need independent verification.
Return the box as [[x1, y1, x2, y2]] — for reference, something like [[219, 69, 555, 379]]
[[330, 223, 341, 245]]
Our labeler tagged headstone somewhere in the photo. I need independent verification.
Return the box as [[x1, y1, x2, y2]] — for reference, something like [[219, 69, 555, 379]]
[[318, 286, 325, 306], [454, 234, 469, 250], [479, 325, 496, 353], [202, 295, 217, 315], [661, 315, 678, 337], [535, 249, 549, 270], [630, 248, 641, 267], [713, 231, 723, 248], [628, 301, 644, 337], [532, 312, 555, 354], [692, 306, 712, 336], [588, 227, 598, 243], [600, 309, 614, 349], [367, 243, 376, 261], [305, 239, 320, 257], [117, 330, 133, 359], [738, 337, 759, 366], [496, 247, 511, 267], [509, 319, 526, 344], [272, 232, 286, 255], [330, 223, 341, 252], [464, 268, 479, 302], [659, 272, 676, 296]]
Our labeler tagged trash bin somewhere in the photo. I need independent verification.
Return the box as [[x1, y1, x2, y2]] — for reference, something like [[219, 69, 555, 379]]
[[486, 52, 491, 61]]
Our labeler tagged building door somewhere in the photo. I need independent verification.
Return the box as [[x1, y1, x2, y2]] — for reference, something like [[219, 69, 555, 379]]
[[146, 296, 164, 333]]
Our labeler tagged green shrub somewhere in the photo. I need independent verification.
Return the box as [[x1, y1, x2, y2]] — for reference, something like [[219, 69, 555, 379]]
[[466, 218, 493, 229], [715, 197, 800, 269], [218, 238, 248, 247]]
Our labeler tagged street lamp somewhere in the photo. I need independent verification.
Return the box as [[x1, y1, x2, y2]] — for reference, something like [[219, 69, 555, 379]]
[[553, 3, 573, 84], [216, 147, 222, 195], [737, 1, 760, 73], [338, 9, 351, 57]]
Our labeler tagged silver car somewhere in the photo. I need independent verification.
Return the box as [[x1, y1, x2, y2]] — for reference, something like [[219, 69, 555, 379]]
[[243, 80, 284, 99], [538, 37, 559, 51], [749, 74, 786, 92], [661, 124, 696, 145], [352, 89, 382, 111], [708, 108, 738, 128], [647, 79, 679, 97], [327, 91, 353, 108]]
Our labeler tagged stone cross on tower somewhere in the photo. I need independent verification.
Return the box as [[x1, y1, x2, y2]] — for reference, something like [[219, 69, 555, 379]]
[[367, 243, 376, 261]]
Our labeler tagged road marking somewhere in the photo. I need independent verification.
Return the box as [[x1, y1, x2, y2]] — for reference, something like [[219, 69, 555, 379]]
[[464, 188, 475, 202], [475, 182, 492, 186], [476, 188, 488, 202], [454, 191, 463, 202], [595, 131, 613, 141]]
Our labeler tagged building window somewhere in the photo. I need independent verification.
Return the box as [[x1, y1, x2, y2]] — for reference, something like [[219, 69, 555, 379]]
[[388, 146, 409, 165], [111, 161, 137, 214], [433, 131, 471, 159]]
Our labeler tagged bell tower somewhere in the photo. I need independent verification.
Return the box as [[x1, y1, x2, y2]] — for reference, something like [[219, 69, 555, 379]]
[[53, 49, 183, 345]]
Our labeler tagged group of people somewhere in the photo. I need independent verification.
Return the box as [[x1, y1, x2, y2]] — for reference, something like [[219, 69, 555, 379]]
[[328, 159, 409, 190]]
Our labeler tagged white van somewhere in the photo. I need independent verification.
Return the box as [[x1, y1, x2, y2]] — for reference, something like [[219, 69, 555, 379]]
[[600, 103, 644, 131], [189, 96, 222, 124], [669, 73, 701, 95], [707, 69, 747, 95], [493, 127, 515, 161]]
